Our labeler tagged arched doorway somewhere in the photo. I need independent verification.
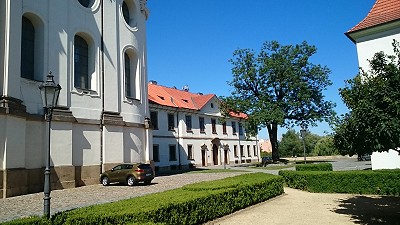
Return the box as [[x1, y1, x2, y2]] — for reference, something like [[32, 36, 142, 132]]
[[212, 144, 218, 165], [211, 138, 221, 165]]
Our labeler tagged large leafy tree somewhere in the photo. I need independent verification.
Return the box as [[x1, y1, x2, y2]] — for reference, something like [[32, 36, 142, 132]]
[[221, 41, 335, 161], [334, 40, 400, 156]]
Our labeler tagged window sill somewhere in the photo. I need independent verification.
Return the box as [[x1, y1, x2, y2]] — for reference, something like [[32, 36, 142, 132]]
[[186, 130, 193, 133], [72, 88, 99, 97], [200, 131, 206, 134], [124, 97, 141, 104]]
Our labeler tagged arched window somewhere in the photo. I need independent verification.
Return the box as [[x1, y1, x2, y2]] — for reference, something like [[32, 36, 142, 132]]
[[74, 35, 89, 89], [78, 0, 94, 8], [122, 1, 130, 25], [124, 50, 139, 99], [21, 16, 35, 80], [124, 53, 132, 97]]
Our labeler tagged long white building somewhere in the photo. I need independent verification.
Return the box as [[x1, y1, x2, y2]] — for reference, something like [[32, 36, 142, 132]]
[[0, 0, 150, 198], [148, 82, 260, 171]]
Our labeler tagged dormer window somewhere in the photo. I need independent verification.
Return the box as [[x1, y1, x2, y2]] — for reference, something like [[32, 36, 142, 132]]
[[158, 95, 165, 100], [182, 99, 188, 103]]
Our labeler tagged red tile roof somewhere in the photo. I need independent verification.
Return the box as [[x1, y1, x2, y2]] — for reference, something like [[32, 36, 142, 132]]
[[347, 0, 400, 33], [148, 83, 214, 110], [148, 83, 248, 119]]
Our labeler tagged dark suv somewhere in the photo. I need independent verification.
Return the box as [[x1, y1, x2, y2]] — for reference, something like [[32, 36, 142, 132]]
[[100, 163, 154, 186]]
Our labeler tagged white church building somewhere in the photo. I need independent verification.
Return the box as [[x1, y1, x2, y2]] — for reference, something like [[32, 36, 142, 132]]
[[346, 0, 400, 169], [0, 0, 151, 198]]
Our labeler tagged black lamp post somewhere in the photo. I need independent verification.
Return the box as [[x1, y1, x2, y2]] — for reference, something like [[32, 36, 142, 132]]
[[300, 126, 307, 164], [39, 72, 61, 218]]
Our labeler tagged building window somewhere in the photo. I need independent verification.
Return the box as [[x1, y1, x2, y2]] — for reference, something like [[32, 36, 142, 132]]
[[169, 145, 177, 161], [74, 35, 90, 89], [21, 16, 35, 80], [153, 145, 159, 162], [78, 0, 94, 8], [247, 145, 251, 157], [187, 145, 193, 160], [240, 145, 244, 157], [253, 145, 257, 156], [222, 122, 227, 134], [232, 121, 237, 134], [211, 103, 214, 108], [168, 113, 175, 131], [122, 1, 130, 24], [211, 119, 217, 134], [124, 53, 132, 97], [234, 145, 238, 157], [239, 123, 243, 135], [150, 111, 158, 130], [185, 115, 192, 132], [199, 117, 205, 133]]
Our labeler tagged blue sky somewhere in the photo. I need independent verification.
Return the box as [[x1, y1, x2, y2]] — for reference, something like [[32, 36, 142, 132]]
[[146, 0, 376, 140]]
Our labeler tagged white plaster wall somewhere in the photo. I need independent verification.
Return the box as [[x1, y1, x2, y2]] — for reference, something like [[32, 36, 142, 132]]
[[355, 28, 400, 70], [51, 122, 73, 166], [25, 120, 44, 169], [4, 116, 26, 168], [371, 150, 400, 170], [103, 125, 124, 164], [123, 127, 145, 163], [72, 124, 101, 166]]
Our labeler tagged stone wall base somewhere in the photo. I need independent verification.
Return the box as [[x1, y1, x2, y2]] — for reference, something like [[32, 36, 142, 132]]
[[1, 165, 101, 198]]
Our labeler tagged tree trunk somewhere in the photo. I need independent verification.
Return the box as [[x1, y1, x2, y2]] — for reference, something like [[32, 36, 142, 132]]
[[267, 123, 279, 162]]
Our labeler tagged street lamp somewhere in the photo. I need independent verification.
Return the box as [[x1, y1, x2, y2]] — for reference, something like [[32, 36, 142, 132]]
[[39, 72, 61, 218], [222, 144, 229, 169], [300, 126, 307, 164]]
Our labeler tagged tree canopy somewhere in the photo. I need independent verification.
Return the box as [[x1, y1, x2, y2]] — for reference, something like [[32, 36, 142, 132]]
[[221, 40, 335, 161], [334, 40, 400, 156]]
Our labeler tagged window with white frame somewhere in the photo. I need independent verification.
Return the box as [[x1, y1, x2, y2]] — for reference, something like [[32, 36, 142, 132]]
[[153, 145, 159, 162], [186, 115, 192, 132], [168, 113, 175, 131], [74, 35, 90, 90], [187, 144, 193, 160], [150, 111, 158, 130]]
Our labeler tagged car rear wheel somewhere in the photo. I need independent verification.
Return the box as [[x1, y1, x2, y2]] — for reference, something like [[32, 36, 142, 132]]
[[127, 176, 136, 186], [101, 176, 109, 186]]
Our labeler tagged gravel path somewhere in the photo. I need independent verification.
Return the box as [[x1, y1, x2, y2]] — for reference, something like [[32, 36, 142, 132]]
[[0, 172, 245, 223]]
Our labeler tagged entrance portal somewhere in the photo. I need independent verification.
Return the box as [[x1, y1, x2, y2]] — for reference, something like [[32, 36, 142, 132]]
[[212, 144, 218, 165]]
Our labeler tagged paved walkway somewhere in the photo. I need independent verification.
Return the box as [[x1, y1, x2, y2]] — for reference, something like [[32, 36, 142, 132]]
[[207, 187, 400, 225]]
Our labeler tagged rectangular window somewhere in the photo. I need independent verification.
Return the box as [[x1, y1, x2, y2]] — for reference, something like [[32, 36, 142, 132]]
[[247, 145, 251, 157], [169, 145, 177, 161], [253, 145, 257, 156], [168, 113, 175, 131], [153, 145, 160, 162], [186, 115, 192, 131], [222, 122, 227, 134], [150, 111, 158, 130], [239, 123, 243, 135], [234, 145, 238, 157], [232, 121, 237, 134], [211, 118, 217, 133], [199, 117, 205, 132], [187, 144, 193, 160], [240, 145, 244, 157]]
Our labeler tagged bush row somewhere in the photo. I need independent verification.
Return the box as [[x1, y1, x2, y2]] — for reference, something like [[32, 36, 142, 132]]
[[3, 173, 283, 225], [295, 162, 333, 171], [279, 169, 400, 196]]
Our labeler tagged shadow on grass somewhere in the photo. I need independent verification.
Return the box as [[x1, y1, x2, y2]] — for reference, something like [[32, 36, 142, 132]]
[[333, 195, 400, 225]]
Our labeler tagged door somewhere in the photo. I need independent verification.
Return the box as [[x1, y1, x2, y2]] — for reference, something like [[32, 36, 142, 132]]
[[213, 144, 218, 165], [201, 150, 206, 166]]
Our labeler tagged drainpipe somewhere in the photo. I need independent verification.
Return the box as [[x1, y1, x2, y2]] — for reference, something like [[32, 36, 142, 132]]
[[99, 0, 105, 173]]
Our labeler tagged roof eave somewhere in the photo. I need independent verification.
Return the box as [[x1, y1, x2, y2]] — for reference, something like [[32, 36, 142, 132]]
[[345, 19, 400, 43]]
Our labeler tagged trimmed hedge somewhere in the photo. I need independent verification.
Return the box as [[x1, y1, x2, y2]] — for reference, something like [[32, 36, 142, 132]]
[[295, 162, 332, 171], [279, 169, 400, 196], [3, 173, 283, 225]]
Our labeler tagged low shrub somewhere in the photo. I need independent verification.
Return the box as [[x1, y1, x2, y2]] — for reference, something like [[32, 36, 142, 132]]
[[4, 173, 283, 225], [279, 170, 400, 196], [295, 162, 332, 171]]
